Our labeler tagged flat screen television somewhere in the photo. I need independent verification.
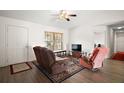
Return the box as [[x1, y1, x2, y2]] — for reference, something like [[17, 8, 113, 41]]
[[72, 44, 82, 52]]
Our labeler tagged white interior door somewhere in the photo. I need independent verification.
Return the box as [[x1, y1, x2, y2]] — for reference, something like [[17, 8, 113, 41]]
[[116, 31, 124, 52], [7, 25, 28, 65]]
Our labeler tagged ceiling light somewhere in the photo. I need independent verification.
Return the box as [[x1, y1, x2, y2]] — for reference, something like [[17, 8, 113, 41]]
[[117, 26, 124, 29]]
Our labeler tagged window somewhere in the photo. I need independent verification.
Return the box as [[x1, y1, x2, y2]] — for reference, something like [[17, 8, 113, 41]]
[[45, 32, 63, 50]]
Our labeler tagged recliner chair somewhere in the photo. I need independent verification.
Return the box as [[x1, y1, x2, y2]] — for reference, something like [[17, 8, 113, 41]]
[[80, 47, 109, 71], [33, 46, 67, 74]]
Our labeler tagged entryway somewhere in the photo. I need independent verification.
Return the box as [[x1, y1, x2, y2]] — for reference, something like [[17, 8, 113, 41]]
[[7, 25, 28, 65]]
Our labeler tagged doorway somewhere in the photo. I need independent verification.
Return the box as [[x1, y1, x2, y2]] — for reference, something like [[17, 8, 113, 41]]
[[115, 31, 124, 52], [7, 25, 28, 65]]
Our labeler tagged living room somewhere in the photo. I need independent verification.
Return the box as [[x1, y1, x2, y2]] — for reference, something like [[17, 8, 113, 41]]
[[0, 10, 124, 83]]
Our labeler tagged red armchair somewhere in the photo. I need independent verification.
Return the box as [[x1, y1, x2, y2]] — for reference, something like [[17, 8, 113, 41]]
[[80, 47, 109, 71]]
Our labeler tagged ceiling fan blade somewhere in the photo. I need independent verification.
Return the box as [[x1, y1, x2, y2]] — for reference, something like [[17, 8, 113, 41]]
[[66, 18, 70, 21], [69, 14, 77, 17]]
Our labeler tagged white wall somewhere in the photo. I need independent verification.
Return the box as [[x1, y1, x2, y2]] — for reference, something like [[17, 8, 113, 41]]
[[93, 26, 107, 46], [0, 16, 69, 67], [69, 25, 108, 54]]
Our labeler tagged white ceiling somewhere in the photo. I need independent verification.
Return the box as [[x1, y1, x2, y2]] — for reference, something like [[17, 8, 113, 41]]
[[0, 10, 124, 29]]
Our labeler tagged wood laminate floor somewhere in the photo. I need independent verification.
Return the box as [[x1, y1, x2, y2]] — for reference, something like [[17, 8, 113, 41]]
[[0, 59, 124, 83]]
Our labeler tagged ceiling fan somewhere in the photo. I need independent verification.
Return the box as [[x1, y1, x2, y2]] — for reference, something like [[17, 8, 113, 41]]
[[53, 10, 77, 21]]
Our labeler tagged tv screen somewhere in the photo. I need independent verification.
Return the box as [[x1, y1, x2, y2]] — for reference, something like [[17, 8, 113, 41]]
[[72, 44, 82, 52]]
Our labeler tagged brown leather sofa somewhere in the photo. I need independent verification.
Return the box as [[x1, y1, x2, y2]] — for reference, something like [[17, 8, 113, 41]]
[[33, 46, 66, 74]]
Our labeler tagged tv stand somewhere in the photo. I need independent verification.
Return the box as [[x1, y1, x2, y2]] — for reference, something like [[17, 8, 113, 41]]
[[72, 51, 82, 58]]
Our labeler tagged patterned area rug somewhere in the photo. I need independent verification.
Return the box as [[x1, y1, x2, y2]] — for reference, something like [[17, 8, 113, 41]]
[[10, 62, 32, 74], [33, 58, 84, 83]]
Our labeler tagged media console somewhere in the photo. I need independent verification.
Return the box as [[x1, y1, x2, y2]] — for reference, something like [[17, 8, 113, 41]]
[[72, 51, 82, 58]]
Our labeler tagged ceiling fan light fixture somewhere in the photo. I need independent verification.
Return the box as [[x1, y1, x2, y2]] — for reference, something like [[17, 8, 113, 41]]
[[53, 10, 76, 21], [59, 10, 68, 20]]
